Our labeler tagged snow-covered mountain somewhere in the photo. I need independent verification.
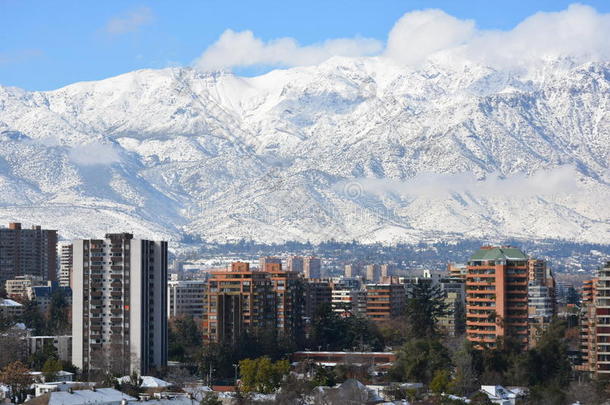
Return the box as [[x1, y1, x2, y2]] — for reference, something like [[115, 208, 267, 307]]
[[0, 56, 608, 245]]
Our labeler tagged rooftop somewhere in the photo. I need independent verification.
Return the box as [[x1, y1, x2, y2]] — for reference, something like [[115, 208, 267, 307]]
[[470, 246, 527, 262]]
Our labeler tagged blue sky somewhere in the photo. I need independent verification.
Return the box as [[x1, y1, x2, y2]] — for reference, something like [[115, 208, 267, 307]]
[[1, 0, 609, 90]]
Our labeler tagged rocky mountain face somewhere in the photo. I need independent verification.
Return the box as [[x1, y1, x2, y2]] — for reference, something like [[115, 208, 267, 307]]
[[0, 57, 608, 245]]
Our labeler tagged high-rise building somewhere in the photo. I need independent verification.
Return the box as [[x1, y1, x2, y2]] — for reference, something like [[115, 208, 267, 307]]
[[436, 276, 466, 337], [331, 289, 367, 317], [365, 264, 381, 283], [59, 243, 73, 288], [466, 246, 529, 349], [585, 261, 610, 375], [303, 257, 321, 279], [265, 263, 304, 338], [448, 263, 467, 280], [168, 278, 207, 320], [0, 222, 58, 286], [203, 262, 274, 344], [380, 264, 394, 279], [287, 256, 304, 273], [259, 256, 282, 271], [72, 233, 168, 375], [578, 278, 598, 373], [344, 264, 358, 278], [304, 279, 332, 319], [365, 283, 405, 322]]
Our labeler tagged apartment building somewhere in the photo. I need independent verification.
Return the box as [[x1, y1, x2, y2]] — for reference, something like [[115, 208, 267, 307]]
[[588, 262, 610, 375], [168, 278, 206, 320], [259, 256, 282, 271], [29, 335, 72, 363], [59, 243, 73, 288], [5, 275, 44, 299], [365, 264, 381, 283], [0, 222, 57, 285], [331, 288, 367, 317], [466, 246, 529, 349], [304, 279, 332, 319], [287, 256, 304, 273], [72, 233, 168, 375], [303, 257, 321, 279], [0, 298, 24, 318], [436, 276, 466, 337], [202, 262, 274, 344], [578, 277, 598, 373], [344, 264, 360, 278], [365, 283, 405, 322], [28, 281, 72, 313]]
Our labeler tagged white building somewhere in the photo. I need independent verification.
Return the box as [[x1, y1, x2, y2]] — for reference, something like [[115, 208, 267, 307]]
[[167, 279, 206, 319], [0, 298, 24, 318], [29, 335, 72, 363], [72, 233, 168, 375], [59, 244, 73, 288]]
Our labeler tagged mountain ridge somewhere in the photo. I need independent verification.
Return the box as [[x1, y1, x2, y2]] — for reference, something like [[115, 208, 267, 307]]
[[0, 57, 608, 245]]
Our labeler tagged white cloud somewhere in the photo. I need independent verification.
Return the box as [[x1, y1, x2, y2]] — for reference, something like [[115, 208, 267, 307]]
[[195, 29, 383, 71], [104, 7, 154, 36], [385, 4, 610, 68], [194, 4, 610, 72], [69, 142, 121, 166], [338, 166, 581, 199], [384, 9, 475, 67]]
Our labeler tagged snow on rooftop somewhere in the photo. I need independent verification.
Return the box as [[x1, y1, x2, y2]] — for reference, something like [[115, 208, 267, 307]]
[[47, 388, 135, 405], [0, 298, 23, 307]]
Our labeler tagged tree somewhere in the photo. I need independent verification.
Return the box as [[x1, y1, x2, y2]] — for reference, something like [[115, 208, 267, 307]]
[[430, 369, 451, 394], [46, 290, 70, 334], [449, 340, 480, 396], [405, 282, 449, 338], [390, 338, 451, 384], [469, 392, 493, 405], [42, 357, 62, 382], [169, 315, 202, 364], [0, 361, 34, 403], [200, 392, 222, 405], [238, 357, 290, 394]]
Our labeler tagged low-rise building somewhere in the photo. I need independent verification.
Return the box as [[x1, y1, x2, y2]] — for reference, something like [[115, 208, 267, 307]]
[[29, 335, 72, 363], [28, 281, 72, 313], [5, 275, 44, 299], [0, 298, 24, 318]]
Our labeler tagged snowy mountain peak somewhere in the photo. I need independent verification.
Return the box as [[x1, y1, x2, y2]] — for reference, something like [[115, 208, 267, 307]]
[[0, 58, 608, 245]]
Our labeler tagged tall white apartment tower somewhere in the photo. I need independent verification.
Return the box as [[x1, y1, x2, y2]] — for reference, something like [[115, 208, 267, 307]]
[[59, 243, 73, 287], [72, 233, 168, 376]]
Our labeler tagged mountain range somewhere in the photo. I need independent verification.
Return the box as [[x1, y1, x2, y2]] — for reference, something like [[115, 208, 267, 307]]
[[0, 56, 608, 246]]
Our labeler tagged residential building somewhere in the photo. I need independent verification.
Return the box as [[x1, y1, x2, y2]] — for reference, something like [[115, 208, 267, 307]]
[[304, 279, 332, 319], [265, 262, 304, 339], [202, 262, 274, 344], [577, 277, 597, 373], [287, 256, 304, 273], [259, 256, 282, 271], [167, 278, 206, 320], [380, 264, 394, 279], [582, 261, 610, 375], [448, 263, 467, 280], [331, 288, 367, 317], [365, 283, 405, 322], [466, 246, 529, 349], [28, 281, 72, 313], [0, 298, 24, 318], [72, 233, 168, 375], [5, 275, 44, 299], [59, 243, 73, 288], [303, 257, 321, 279], [365, 264, 381, 283], [29, 335, 72, 363], [344, 264, 360, 278], [0, 222, 58, 285], [526, 259, 556, 347], [436, 276, 466, 337]]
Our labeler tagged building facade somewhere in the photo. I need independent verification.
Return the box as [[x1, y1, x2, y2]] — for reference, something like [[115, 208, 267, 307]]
[[168, 278, 206, 320], [72, 233, 168, 375], [5, 275, 44, 299], [466, 247, 529, 349], [0, 222, 57, 286], [303, 257, 321, 279], [59, 244, 73, 288], [287, 256, 304, 273], [365, 283, 405, 322]]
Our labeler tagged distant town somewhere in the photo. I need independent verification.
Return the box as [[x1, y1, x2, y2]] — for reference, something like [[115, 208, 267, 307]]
[[0, 221, 609, 404]]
